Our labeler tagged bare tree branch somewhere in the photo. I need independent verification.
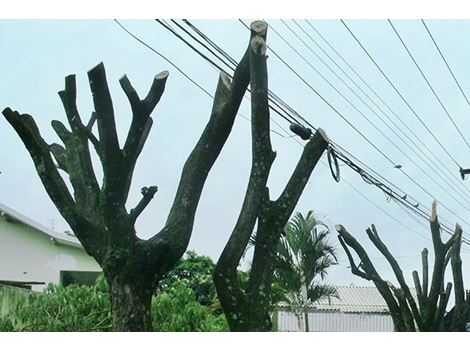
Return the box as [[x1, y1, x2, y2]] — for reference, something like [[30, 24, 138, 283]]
[[2, 108, 104, 260], [366, 224, 423, 329], [412, 270, 425, 312], [422, 248, 429, 299], [337, 201, 467, 331], [3, 108, 78, 224], [389, 284, 416, 331], [434, 282, 452, 329], [87, 62, 121, 173], [129, 186, 158, 224], [426, 202, 459, 327], [336, 224, 407, 331], [49, 143, 68, 172], [148, 62, 250, 275], [143, 71, 169, 113]]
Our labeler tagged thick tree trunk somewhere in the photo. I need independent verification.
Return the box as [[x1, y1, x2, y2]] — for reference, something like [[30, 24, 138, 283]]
[[110, 278, 154, 332], [4, 58, 249, 331], [226, 306, 272, 332]]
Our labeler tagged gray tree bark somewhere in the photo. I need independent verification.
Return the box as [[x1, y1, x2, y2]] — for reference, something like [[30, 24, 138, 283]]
[[214, 21, 329, 332], [3, 56, 249, 330], [336, 201, 469, 332]]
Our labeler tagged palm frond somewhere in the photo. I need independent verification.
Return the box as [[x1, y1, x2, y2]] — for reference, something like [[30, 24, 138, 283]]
[[307, 284, 338, 304], [274, 210, 338, 308]]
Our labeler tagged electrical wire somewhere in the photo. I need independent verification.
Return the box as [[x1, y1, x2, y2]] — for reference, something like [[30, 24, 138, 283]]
[[388, 19, 470, 153], [115, 19, 470, 245], [185, 19, 470, 239], [189, 18, 470, 236], [242, 19, 470, 227], [297, 19, 470, 201], [341, 19, 463, 169], [278, 19, 470, 211], [114, 19, 289, 139], [421, 19, 470, 118]]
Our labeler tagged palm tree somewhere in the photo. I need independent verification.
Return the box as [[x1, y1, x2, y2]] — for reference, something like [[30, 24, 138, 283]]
[[274, 211, 338, 331]]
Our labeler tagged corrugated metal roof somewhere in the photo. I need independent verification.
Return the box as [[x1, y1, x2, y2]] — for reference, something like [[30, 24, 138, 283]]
[[313, 285, 390, 313], [0, 202, 83, 249]]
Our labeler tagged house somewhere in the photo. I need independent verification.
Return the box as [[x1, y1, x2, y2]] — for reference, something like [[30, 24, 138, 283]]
[[276, 285, 395, 332], [0, 202, 101, 292]]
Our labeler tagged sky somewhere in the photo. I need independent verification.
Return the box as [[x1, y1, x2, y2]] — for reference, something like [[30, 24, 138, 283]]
[[2, 15, 470, 293]]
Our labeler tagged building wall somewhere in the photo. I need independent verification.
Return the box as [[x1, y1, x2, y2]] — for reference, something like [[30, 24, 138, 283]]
[[277, 310, 394, 332], [0, 217, 101, 292], [0, 284, 33, 318]]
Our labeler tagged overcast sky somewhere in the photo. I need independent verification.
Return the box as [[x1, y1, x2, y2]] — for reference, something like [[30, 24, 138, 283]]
[[2, 18, 470, 290]]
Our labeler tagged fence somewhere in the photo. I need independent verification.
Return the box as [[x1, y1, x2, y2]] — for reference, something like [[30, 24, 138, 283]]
[[0, 284, 32, 318], [276, 309, 394, 332]]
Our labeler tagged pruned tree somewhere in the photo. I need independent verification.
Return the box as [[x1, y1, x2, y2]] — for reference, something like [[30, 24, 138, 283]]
[[3, 46, 251, 329], [336, 201, 470, 331], [213, 21, 330, 332]]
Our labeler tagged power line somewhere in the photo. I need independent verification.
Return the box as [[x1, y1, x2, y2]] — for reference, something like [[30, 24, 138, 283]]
[[305, 20, 470, 204], [114, 20, 290, 139], [156, 19, 300, 130], [340, 19, 463, 169], [278, 19, 470, 211], [239, 18, 470, 231], [421, 19, 470, 118], [298, 19, 470, 202], [339, 171, 430, 242], [249, 19, 470, 226], [117, 19, 470, 244], [114, 19, 214, 99], [388, 19, 470, 153], [182, 19, 470, 238]]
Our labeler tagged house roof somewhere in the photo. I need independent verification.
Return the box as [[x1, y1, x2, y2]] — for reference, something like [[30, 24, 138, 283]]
[[311, 285, 391, 314], [0, 202, 83, 249]]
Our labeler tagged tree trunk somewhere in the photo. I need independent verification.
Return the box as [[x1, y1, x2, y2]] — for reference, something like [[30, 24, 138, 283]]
[[229, 309, 272, 332], [4, 59, 249, 331], [110, 278, 154, 332], [304, 309, 309, 332]]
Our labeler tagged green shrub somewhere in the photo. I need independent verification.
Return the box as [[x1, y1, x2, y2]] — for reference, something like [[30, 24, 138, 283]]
[[5, 276, 111, 332], [1, 272, 227, 332], [152, 282, 228, 332]]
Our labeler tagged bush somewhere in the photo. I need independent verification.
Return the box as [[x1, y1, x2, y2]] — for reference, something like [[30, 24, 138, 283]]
[[1, 274, 227, 332], [152, 282, 228, 332], [4, 276, 111, 332]]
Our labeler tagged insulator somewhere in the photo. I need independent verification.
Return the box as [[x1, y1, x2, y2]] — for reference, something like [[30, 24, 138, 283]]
[[289, 123, 312, 140]]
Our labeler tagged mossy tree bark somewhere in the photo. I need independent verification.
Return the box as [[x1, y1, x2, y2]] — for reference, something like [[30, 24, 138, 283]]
[[336, 201, 470, 332], [214, 21, 329, 332], [3, 53, 250, 330]]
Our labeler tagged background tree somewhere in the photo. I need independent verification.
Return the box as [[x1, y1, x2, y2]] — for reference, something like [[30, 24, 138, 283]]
[[152, 282, 228, 332], [3, 45, 251, 329], [214, 21, 330, 332], [336, 201, 470, 331], [159, 250, 218, 309], [274, 211, 338, 331]]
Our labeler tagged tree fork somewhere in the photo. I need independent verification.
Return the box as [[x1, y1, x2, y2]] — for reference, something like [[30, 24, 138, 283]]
[[336, 201, 467, 331], [215, 20, 329, 331], [4, 48, 250, 330]]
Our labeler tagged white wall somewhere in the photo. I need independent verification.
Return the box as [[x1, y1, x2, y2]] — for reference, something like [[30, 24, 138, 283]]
[[277, 310, 394, 332], [0, 216, 101, 292]]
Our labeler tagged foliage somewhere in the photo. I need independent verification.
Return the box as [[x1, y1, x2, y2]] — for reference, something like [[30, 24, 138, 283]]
[[1, 252, 228, 332], [274, 211, 338, 308], [159, 250, 217, 307], [0, 316, 14, 332], [152, 282, 228, 332], [3, 276, 111, 332]]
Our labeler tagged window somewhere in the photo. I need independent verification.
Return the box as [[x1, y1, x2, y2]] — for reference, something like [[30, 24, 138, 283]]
[[60, 271, 101, 287]]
